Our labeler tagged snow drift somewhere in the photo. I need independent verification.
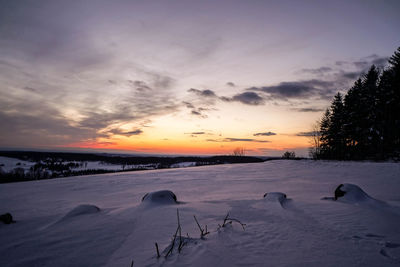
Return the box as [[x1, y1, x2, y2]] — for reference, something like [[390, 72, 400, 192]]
[[62, 204, 101, 218]]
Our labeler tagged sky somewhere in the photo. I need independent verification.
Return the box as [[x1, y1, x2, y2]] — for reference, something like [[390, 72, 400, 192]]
[[0, 0, 399, 156]]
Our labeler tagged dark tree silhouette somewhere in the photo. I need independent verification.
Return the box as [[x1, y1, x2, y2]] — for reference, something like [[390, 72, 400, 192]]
[[315, 46, 400, 160]]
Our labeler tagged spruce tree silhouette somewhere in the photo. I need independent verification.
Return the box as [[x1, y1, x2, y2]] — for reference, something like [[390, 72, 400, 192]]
[[315, 46, 400, 160]]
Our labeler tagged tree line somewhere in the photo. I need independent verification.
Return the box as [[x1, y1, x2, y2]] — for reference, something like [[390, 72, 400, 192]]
[[311, 47, 400, 160]]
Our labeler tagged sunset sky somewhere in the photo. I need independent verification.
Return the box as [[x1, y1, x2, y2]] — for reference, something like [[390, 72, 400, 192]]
[[1, 0, 399, 156]]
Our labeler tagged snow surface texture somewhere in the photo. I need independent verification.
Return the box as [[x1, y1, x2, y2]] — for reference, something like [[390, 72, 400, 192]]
[[0, 160, 400, 266]]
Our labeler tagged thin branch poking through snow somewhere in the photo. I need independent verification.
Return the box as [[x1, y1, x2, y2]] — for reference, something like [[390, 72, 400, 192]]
[[165, 208, 186, 257], [218, 212, 246, 230], [193, 215, 210, 239], [155, 243, 160, 258], [177, 209, 185, 252]]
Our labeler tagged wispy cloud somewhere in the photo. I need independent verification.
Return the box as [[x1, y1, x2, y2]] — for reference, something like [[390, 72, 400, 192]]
[[188, 88, 265, 106], [185, 132, 206, 135], [253, 132, 276, 136], [300, 66, 333, 75], [247, 80, 335, 100], [207, 138, 270, 143], [296, 131, 319, 137], [247, 55, 389, 104], [106, 128, 143, 137], [291, 107, 325, 112], [227, 92, 265, 105], [188, 88, 218, 98]]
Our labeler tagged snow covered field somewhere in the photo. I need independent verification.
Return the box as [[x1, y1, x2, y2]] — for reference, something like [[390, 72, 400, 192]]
[[0, 160, 399, 266], [0, 156, 35, 172]]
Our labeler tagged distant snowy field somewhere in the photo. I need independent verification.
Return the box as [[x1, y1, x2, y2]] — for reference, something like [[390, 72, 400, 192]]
[[1, 160, 399, 266], [0, 156, 35, 172]]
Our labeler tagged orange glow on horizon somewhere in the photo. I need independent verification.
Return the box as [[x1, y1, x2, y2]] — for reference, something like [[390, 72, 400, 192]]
[[64, 134, 310, 156]]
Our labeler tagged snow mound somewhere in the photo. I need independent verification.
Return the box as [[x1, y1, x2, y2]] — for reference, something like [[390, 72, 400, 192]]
[[141, 190, 178, 205], [263, 192, 287, 204], [62, 204, 101, 219], [334, 183, 386, 205]]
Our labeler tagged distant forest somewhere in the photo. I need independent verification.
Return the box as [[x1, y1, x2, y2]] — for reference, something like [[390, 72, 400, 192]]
[[311, 47, 400, 160], [0, 151, 265, 183]]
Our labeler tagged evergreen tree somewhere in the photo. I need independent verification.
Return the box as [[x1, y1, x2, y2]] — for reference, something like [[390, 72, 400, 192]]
[[317, 46, 400, 160], [375, 68, 392, 158], [387, 47, 400, 156], [319, 108, 331, 158], [328, 93, 346, 159], [343, 79, 363, 158], [359, 65, 380, 157]]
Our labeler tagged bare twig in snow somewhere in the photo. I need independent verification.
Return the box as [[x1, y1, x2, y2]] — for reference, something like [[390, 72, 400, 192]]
[[193, 215, 210, 239], [155, 242, 160, 258], [218, 212, 246, 230], [165, 208, 186, 257]]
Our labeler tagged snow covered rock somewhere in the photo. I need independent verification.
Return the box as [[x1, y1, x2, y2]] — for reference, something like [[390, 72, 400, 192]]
[[333, 183, 385, 205], [263, 192, 287, 204], [141, 190, 178, 205]]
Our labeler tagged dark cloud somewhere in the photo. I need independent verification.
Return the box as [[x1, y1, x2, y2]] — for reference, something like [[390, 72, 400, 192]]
[[206, 138, 270, 143], [231, 92, 264, 105], [191, 110, 202, 116], [341, 71, 360, 80], [182, 101, 195, 109], [296, 131, 319, 137], [330, 55, 389, 87], [126, 129, 143, 135], [188, 88, 218, 98], [221, 92, 265, 105], [248, 79, 335, 100], [335, 61, 347, 66], [188, 88, 265, 107], [253, 132, 276, 136], [246, 54, 388, 103], [352, 56, 388, 72], [226, 82, 235, 87], [301, 67, 333, 75], [371, 57, 389, 68], [107, 128, 143, 137], [131, 80, 151, 91], [183, 101, 214, 119], [334, 56, 388, 71], [291, 107, 324, 112], [185, 132, 206, 135], [353, 61, 369, 69]]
